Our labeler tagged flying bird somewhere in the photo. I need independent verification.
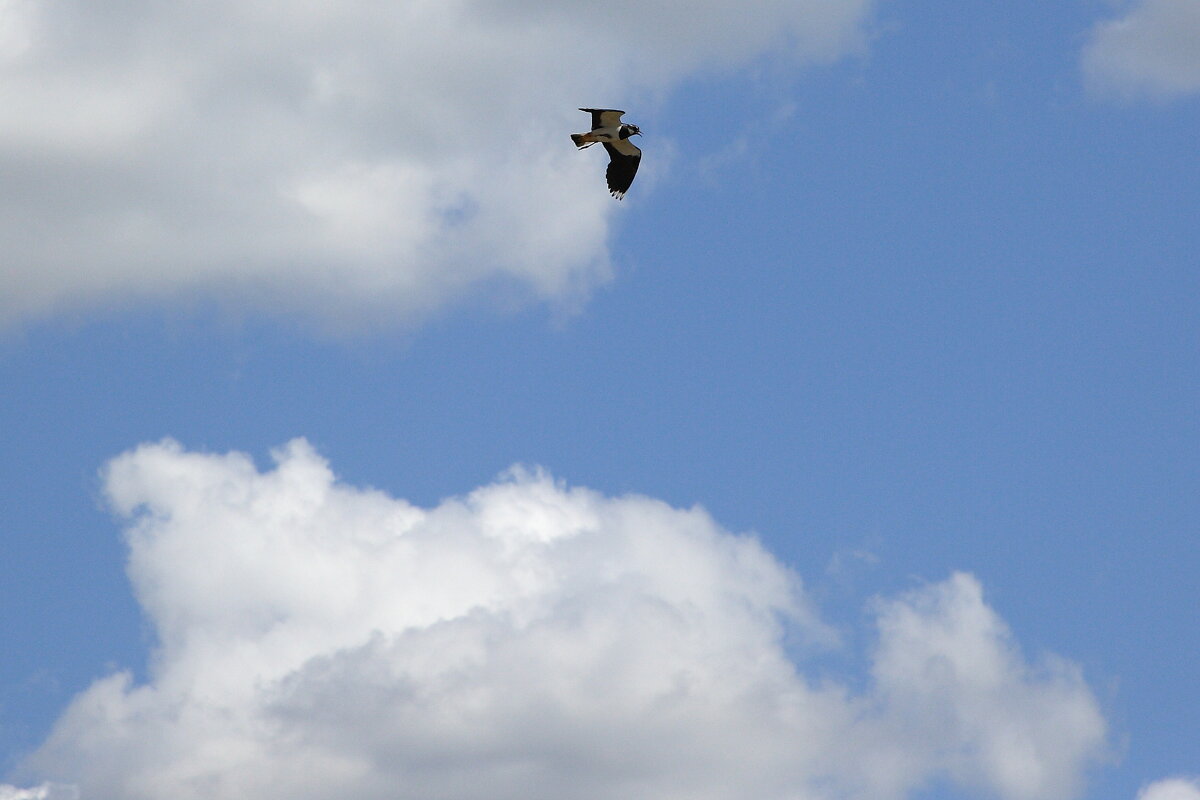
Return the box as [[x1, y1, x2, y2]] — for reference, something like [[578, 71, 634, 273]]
[[571, 108, 642, 199]]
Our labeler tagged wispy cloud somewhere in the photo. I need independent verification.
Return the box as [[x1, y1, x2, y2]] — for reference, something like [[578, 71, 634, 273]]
[[1082, 0, 1200, 100], [0, 783, 77, 800], [12, 439, 1107, 799]]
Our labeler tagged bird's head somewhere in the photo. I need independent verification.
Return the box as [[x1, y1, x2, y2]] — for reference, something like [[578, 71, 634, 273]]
[[621, 124, 642, 138]]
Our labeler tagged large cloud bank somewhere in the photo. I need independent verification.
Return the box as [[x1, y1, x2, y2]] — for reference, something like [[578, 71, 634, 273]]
[[11, 439, 1109, 799], [1082, 0, 1200, 99], [0, 0, 871, 327]]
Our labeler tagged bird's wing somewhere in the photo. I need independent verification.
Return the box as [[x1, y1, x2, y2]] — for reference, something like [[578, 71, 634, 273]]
[[580, 108, 625, 130], [602, 140, 641, 199]]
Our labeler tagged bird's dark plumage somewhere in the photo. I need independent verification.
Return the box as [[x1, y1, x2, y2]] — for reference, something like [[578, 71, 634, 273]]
[[602, 141, 641, 200]]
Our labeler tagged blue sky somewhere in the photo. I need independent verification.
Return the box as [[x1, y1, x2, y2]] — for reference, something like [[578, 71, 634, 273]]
[[1, 1, 1198, 799]]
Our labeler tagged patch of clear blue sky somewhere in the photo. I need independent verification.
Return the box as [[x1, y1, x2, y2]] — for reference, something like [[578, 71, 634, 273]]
[[2, 2, 1197, 795]]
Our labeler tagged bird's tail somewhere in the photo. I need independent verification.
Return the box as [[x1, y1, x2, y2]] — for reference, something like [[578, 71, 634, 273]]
[[571, 133, 592, 148]]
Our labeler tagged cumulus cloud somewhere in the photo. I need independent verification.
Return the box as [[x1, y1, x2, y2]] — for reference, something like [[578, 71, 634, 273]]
[[10, 439, 1108, 800], [1082, 0, 1200, 100], [0, 0, 872, 328], [1140, 778, 1200, 800]]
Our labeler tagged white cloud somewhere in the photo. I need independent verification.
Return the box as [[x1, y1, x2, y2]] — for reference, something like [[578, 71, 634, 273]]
[[1082, 0, 1200, 100], [1140, 778, 1200, 800], [870, 575, 1109, 800], [0, 0, 872, 328], [0, 784, 77, 800], [12, 439, 1108, 800]]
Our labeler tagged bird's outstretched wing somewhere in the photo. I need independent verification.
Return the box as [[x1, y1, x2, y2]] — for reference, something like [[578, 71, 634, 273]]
[[602, 139, 641, 199], [580, 108, 625, 131]]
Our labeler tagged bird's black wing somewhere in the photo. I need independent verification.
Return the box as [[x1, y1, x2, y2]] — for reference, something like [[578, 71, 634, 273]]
[[580, 108, 625, 131], [602, 139, 641, 199]]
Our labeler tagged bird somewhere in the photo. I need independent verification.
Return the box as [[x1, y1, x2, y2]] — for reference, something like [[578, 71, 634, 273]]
[[571, 108, 642, 199]]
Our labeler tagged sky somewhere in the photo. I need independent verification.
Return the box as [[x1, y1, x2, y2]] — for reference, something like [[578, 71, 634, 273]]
[[1, 0, 1198, 798]]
